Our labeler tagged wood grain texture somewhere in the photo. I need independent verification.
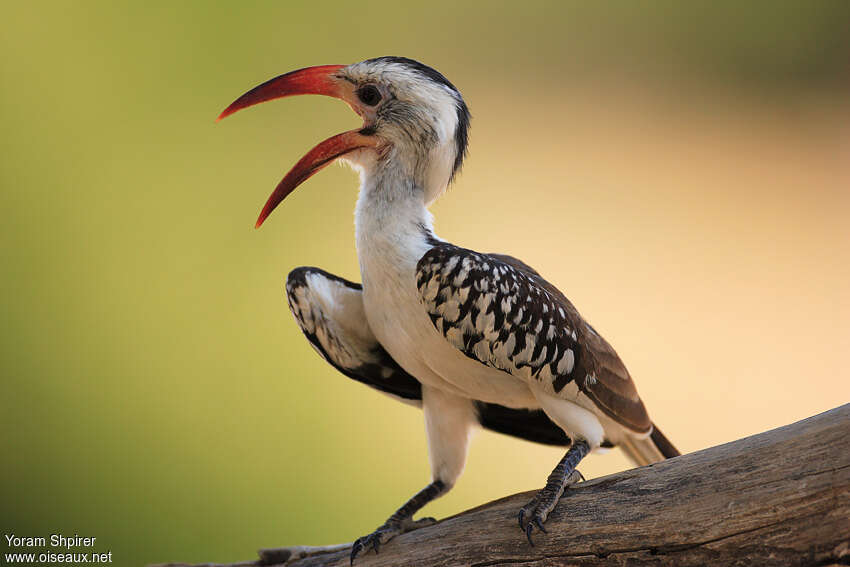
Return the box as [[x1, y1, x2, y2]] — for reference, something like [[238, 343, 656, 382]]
[[154, 404, 850, 567]]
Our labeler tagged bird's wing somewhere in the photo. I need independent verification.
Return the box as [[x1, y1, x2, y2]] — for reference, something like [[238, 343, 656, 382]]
[[286, 267, 421, 404], [286, 266, 573, 446], [416, 244, 652, 434]]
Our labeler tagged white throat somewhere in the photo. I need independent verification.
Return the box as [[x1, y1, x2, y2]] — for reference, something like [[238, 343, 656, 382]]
[[352, 160, 439, 284]]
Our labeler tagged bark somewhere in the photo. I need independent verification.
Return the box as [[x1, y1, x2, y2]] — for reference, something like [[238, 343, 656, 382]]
[[153, 403, 850, 567]]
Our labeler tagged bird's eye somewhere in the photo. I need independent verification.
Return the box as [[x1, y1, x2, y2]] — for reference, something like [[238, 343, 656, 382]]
[[357, 85, 382, 106]]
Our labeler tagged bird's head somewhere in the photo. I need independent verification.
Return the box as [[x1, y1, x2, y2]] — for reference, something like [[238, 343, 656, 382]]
[[218, 56, 470, 227]]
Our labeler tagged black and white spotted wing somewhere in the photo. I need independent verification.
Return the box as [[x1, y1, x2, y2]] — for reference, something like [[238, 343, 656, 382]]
[[286, 266, 574, 446], [416, 244, 652, 434]]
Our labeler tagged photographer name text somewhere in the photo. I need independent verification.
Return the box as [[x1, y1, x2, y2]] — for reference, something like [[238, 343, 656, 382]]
[[4, 533, 112, 564]]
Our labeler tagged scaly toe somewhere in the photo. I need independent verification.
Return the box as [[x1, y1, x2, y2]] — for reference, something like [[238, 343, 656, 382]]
[[402, 516, 437, 530], [525, 522, 535, 546], [534, 517, 547, 533], [518, 496, 541, 530], [349, 540, 364, 566], [350, 530, 385, 565], [517, 493, 561, 546], [350, 517, 437, 565]]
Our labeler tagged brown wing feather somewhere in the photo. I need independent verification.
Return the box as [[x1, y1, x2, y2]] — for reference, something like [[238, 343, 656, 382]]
[[286, 266, 577, 446], [494, 253, 650, 432], [418, 246, 651, 434]]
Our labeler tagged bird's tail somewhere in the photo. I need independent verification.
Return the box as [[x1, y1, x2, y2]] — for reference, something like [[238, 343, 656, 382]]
[[619, 423, 681, 467]]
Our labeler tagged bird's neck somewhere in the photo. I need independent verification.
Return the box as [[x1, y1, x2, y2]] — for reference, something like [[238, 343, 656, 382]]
[[354, 165, 442, 282]]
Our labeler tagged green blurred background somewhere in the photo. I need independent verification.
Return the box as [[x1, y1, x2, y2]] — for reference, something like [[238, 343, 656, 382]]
[[2, 1, 849, 565]]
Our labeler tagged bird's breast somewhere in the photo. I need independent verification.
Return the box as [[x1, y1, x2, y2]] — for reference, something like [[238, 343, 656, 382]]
[[358, 240, 538, 409]]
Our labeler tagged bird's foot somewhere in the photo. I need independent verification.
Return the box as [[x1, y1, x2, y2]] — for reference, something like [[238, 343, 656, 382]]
[[518, 469, 583, 546], [350, 516, 436, 564]]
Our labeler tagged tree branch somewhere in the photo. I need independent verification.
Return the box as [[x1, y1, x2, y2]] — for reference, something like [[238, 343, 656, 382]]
[[154, 404, 850, 567]]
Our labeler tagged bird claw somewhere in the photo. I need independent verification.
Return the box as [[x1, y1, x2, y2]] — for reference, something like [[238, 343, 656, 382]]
[[525, 522, 535, 546], [349, 539, 365, 566], [534, 517, 547, 533], [534, 517, 547, 534], [518, 498, 546, 546], [350, 529, 387, 565], [517, 468, 582, 546], [350, 517, 437, 565], [521, 512, 548, 546], [350, 532, 379, 565]]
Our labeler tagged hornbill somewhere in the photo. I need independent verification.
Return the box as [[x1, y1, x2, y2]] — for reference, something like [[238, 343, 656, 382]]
[[218, 56, 679, 563]]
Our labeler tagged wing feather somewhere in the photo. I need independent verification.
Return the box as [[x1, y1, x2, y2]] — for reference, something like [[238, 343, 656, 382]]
[[416, 245, 652, 433], [285, 266, 573, 446]]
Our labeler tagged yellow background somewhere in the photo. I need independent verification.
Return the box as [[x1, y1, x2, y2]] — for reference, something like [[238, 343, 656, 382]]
[[2, 2, 848, 565]]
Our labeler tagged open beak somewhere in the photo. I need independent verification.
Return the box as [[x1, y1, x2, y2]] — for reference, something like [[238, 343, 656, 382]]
[[217, 64, 378, 228]]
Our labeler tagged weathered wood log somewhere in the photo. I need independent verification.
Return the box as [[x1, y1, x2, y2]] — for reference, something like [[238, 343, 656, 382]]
[[155, 404, 850, 567]]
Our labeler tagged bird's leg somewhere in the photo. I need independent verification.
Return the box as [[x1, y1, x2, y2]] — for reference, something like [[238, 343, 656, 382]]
[[518, 439, 590, 545], [350, 480, 446, 564]]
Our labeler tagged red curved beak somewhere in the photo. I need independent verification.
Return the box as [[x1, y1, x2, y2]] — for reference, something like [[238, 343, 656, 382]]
[[217, 64, 377, 228], [253, 130, 377, 228], [217, 64, 347, 121]]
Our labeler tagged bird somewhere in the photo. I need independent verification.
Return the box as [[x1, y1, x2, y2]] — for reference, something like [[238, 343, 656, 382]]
[[218, 56, 680, 563]]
